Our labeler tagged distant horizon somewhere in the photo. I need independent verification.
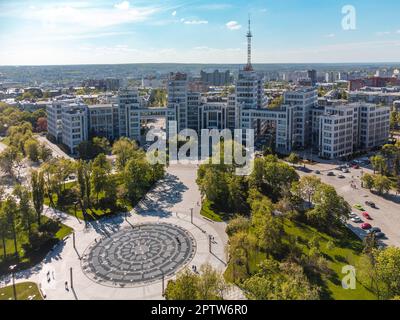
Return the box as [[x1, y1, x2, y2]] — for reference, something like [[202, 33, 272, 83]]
[[2, 1, 400, 65], [1, 62, 400, 68]]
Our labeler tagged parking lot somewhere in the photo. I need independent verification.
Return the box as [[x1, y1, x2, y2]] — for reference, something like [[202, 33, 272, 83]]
[[297, 161, 400, 247]]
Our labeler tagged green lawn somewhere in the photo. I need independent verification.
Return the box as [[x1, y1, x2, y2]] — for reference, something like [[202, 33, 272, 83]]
[[225, 218, 377, 300], [0, 282, 42, 300], [281, 219, 376, 300], [200, 199, 223, 222], [44, 180, 132, 221], [0, 217, 72, 276], [200, 199, 233, 222]]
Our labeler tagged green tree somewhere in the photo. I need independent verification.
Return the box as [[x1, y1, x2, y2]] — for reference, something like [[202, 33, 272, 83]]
[[373, 175, 392, 195], [372, 247, 400, 299], [91, 154, 111, 203], [38, 144, 52, 162], [13, 185, 34, 238], [31, 170, 45, 226], [287, 152, 300, 166], [228, 231, 257, 281], [361, 173, 375, 190], [3, 197, 20, 259], [263, 158, 299, 200], [197, 263, 229, 300], [0, 147, 20, 177], [307, 183, 350, 230], [296, 175, 322, 204], [251, 197, 283, 256], [76, 160, 92, 213], [243, 259, 320, 300], [226, 215, 250, 237], [24, 138, 39, 162], [370, 155, 387, 175], [0, 205, 8, 260], [123, 157, 152, 203], [112, 137, 138, 170], [164, 268, 199, 300]]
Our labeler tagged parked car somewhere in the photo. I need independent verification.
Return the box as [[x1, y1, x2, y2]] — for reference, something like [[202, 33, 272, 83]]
[[362, 212, 372, 220], [327, 172, 335, 176], [352, 164, 360, 169], [375, 232, 385, 239], [315, 170, 321, 174], [353, 204, 365, 211], [349, 212, 358, 218], [337, 175, 345, 179], [342, 168, 350, 173], [365, 201, 376, 208], [351, 217, 363, 223], [366, 227, 382, 235], [361, 223, 372, 230]]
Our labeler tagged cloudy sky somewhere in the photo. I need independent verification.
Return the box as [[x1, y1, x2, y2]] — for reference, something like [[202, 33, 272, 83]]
[[0, 0, 400, 65]]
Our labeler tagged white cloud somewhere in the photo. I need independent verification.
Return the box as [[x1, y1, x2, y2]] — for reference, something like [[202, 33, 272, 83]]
[[183, 19, 208, 25], [16, 3, 158, 29], [172, 10, 177, 16], [325, 33, 335, 38], [226, 21, 242, 30], [114, 1, 130, 10]]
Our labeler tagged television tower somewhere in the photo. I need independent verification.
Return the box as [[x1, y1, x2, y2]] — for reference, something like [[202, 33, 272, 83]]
[[244, 15, 253, 71]]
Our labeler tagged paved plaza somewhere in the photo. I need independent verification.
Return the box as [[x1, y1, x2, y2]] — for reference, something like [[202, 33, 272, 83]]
[[82, 223, 196, 287], [0, 164, 232, 300]]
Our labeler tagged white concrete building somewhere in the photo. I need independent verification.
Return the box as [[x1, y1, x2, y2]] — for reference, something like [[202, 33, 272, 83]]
[[61, 103, 89, 154], [47, 101, 64, 142]]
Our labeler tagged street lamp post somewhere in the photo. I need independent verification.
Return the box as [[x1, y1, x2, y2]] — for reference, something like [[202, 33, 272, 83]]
[[161, 273, 165, 296], [70, 267, 73, 289], [9, 265, 17, 300]]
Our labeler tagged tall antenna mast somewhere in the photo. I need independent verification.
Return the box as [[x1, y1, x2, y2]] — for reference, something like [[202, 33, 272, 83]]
[[245, 14, 253, 71]]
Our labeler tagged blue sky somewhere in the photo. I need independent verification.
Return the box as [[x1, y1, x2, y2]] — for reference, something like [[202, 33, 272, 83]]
[[1, 0, 400, 65]]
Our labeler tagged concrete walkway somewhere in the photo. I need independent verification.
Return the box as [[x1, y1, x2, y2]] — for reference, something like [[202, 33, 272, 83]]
[[0, 164, 234, 300]]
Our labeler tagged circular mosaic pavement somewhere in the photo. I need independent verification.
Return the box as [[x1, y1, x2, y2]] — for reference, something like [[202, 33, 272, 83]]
[[81, 223, 196, 287]]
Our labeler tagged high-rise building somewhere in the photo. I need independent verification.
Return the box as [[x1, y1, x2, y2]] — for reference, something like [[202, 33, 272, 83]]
[[61, 103, 89, 153], [200, 70, 233, 86], [167, 72, 188, 133]]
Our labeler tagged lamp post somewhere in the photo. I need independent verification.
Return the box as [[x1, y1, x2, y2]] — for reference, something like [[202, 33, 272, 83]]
[[190, 208, 193, 224], [9, 264, 17, 300], [70, 267, 73, 289], [161, 273, 165, 296]]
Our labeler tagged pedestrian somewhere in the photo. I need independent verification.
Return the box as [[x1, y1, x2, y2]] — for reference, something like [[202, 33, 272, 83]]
[[65, 281, 69, 291]]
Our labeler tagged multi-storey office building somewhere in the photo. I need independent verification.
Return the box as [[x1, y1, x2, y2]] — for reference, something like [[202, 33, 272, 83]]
[[46, 101, 65, 142], [88, 104, 117, 140], [61, 103, 89, 153]]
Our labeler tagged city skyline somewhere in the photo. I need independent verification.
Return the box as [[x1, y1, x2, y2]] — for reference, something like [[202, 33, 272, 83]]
[[1, 0, 400, 66]]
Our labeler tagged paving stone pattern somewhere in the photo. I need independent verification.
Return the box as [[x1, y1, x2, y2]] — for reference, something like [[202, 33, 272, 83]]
[[81, 223, 196, 287]]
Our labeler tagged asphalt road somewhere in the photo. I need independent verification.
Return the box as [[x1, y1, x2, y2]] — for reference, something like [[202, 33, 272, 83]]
[[297, 162, 400, 247]]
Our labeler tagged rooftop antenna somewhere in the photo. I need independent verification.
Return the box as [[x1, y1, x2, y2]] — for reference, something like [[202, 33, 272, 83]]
[[245, 14, 253, 71]]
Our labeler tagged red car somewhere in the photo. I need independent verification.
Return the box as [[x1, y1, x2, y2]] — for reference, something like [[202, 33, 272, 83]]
[[361, 223, 372, 230], [362, 212, 372, 220]]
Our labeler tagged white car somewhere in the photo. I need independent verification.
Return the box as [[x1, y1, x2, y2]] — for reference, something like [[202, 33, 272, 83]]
[[351, 217, 363, 223], [349, 212, 358, 218]]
